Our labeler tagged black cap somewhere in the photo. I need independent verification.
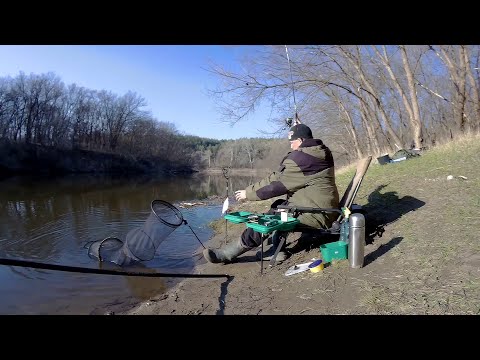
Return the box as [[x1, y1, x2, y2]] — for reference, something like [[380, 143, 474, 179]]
[[288, 124, 313, 141]]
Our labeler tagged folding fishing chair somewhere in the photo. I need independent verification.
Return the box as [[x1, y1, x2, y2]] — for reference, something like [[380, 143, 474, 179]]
[[261, 156, 372, 269]]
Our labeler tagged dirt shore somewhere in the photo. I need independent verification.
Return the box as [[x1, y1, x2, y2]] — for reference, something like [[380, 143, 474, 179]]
[[126, 216, 387, 315]]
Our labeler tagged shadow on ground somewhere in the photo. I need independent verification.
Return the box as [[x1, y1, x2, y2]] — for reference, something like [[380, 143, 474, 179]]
[[362, 185, 426, 244], [216, 276, 234, 315], [364, 236, 403, 267], [285, 184, 425, 255]]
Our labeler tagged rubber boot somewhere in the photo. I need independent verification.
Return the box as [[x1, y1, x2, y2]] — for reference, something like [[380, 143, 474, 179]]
[[256, 231, 288, 263], [203, 238, 250, 264]]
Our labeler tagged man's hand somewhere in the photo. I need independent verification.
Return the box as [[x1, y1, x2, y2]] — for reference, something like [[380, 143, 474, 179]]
[[235, 190, 246, 201]]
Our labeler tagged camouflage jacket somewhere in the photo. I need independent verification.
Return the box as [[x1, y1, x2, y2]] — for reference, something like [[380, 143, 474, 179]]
[[245, 138, 339, 229]]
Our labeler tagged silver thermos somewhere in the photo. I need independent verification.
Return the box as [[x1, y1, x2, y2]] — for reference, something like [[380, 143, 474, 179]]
[[348, 213, 366, 268]]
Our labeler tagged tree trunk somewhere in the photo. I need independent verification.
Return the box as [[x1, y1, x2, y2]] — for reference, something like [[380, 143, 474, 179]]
[[434, 46, 468, 133], [339, 46, 404, 149], [462, 46, 480, 131], [399, 45, 424, 149], [374, 45, 423, 149], [360, 98, 380, 154], [457, 46, 468, 132], [337, 96, 364, 159]]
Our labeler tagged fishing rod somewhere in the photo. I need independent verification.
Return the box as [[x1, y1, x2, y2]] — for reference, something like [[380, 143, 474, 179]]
[[284, 45, 300, 126], [0, 257, 231, 279], [222, 166, 230, 246]]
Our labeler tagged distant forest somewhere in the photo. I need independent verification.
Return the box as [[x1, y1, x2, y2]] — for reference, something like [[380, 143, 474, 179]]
[[1, 45, 479, 174], [0, 72, 289, 173]]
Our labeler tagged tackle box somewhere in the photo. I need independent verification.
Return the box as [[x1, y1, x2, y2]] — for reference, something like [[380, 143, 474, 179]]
[[245, 214, 299, 234], [224, 211, 253, 223], [320, 240, 348, 263]]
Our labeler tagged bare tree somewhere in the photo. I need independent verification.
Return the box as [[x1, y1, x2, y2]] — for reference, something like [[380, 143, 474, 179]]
[[462, 45, 480, 131], [327, 89, 364, 159], [102, 91, 147, 151], [373, 45, 424, 149], [338, 46, 403, 149], [399, 46, 424, 148], [429, 45, 469, 134]]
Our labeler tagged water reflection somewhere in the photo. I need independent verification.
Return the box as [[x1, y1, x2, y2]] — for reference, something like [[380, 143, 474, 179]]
[[0, 172, 262, 314]]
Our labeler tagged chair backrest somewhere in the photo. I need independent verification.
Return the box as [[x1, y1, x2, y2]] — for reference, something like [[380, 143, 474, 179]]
[[339, 156, 372, 209]]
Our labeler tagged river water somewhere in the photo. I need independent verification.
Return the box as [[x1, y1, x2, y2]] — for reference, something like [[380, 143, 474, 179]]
[[0, 173, 261, 314]]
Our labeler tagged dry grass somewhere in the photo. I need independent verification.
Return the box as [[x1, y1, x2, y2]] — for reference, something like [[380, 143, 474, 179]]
[[350, 134, 480, 314]]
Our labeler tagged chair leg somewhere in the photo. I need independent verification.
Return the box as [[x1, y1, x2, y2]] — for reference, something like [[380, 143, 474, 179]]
[[260, 234, 264, 275], [269, 234, 287, 267], [259, 233, 271, 275]]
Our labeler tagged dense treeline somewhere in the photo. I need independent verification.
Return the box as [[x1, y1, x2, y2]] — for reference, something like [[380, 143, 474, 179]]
[[201, 137, 288, 170], [0, 71, 299, 173], [208, 45, 480, 163], [0, 71, 222, 172]]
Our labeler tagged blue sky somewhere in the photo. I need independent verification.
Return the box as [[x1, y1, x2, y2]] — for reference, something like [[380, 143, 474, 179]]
[[0, 45, 278, 140]]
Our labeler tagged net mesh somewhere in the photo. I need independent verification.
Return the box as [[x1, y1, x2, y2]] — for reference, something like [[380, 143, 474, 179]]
[[86, 200, 184, 266]]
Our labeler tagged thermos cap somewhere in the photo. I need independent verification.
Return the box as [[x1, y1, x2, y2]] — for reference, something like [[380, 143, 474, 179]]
[[308, 259, 324, 273]]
